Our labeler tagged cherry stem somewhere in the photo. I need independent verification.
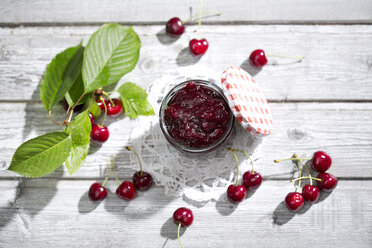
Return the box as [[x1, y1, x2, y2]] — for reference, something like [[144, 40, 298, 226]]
[[267, 54, 305, 60], [65, 92, 86, 122], [126, 146, 143, 176], [292, 176, 321, 182], [110, 155, 121, 185], [101, 157, 112, 187], [228, 148, 254, 174], [197, 0, 203, 39], [274, 157, 310, 163], [294, 153, 313, 185], [67, 109, 74, 123], [294, 155, 302, 192], [100, 96, 108, 127], [48, 111, 64, 126], [65, 122, 72, 135], [183, 11, 222, 24], [103, 92, 115, 107], [177, 222, 183, 248], [227, 148, 239, 186]]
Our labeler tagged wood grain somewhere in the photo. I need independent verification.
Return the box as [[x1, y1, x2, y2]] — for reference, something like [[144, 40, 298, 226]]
[[0, 102, 371, 179], [0, 179, 371, 247], [0, 25, 372, 101], [1, 25, 372, 102], [1, 0, 372, 25]]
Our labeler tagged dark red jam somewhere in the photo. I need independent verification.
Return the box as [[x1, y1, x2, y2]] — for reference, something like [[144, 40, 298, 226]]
[[164, 82, 230, 148]]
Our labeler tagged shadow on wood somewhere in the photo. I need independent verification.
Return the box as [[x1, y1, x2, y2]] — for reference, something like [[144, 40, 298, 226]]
[[103, 189, 129, 214], [176, 48, 201, 66], [160, 217, 186, 240], [22, 76, 64, 141], [156, 28, 181, 45], [215, 194, 238, 216], [240, 58, 262, 76], [317, 190, 331, 203], [0, 170, 64, 232], [0, 179, 22, 231], [272, 201, 296, 225], [77, 190, 102, 214]]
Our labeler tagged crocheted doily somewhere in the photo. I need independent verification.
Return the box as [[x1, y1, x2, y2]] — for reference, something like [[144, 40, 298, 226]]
[[127, 66, 263, 202]]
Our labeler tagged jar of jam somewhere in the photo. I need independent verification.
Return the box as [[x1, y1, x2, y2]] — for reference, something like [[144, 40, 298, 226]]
[[159, 80, 234, 153]]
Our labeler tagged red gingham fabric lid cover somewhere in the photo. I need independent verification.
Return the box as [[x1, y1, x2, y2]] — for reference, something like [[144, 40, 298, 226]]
[[221, 65, 273, 136]]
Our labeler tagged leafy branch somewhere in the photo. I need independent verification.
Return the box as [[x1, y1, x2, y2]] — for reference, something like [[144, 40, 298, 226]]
[[8, 24, 154, 178]]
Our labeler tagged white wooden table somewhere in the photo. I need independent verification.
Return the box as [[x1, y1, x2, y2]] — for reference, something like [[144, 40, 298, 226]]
[[1, 1, 372, 247]]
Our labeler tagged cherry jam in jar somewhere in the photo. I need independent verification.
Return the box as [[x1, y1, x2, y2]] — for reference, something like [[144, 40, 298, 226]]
[[159, 80, 234, 153]]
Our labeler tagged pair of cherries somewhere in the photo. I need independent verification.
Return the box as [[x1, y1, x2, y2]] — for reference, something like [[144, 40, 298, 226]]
[[166, 17, 209, 56], [275, 151, 338, 212], [88, 147, 153, 202], [226, 148, 263, 204], [90, 98, 123, 144]]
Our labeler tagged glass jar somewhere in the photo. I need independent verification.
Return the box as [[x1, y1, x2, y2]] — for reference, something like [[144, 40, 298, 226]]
[[159, 79, 234, 153]]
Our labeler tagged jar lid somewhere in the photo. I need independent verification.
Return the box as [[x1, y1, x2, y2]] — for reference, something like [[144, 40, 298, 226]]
[[221, 66, 273, 136]]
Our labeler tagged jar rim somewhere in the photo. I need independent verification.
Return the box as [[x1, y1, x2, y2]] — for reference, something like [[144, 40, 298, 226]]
[[159, 79, 235, 154]]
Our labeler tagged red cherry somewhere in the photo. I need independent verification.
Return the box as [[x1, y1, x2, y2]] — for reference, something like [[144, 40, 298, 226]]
[[302, 184, 320, 203], [285, 192, 304, 212], [133, 171, 153, 191], [88, 182, 107, 201], [90, 124, 109, 144], [62, 98, 70, 111], [249, 49, 268, 68], [166, 17, 185, 36], [226, 185, 246, 204], [116, 181, 136, 201], [312, 151, 332, 172], [317, 172, 338, 192], [242, 171, 262, 191], [189, 38, 209, 56], [106, 99, 123, 117], [97, 99, 105, 110], [173, 207, 193, 227], [88, 113, 95, 125]]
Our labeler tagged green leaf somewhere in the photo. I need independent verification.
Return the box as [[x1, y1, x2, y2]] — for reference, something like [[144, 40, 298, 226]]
[[117, 82, 154, 119], [82, 24, 141, 93], [87, 97, 101, 118], [8, 132, 72, 178], [64, 72, 89, 107], [40, 42, 84, 111], [64, 109, 91, 175]]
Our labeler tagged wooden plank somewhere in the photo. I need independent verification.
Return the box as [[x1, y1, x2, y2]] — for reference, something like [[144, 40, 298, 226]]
[[1, 0, 372, 24], [1, 25, 372, 102], [0, 179, 371, 247], [0, 102, 371, 179]]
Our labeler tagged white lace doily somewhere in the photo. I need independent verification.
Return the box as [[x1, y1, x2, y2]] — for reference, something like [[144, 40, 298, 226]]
[[127, 66, 263, 202]]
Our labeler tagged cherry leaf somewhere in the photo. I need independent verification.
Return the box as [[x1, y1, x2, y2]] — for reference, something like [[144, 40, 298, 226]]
[[40, 42, 84, 111], [64, 109, 91, 175], [64, 72, 89, 107], [87, 97, 101, 118], [117, 82, 154, 119], [82, 24, 141, 93], [8, 132, 72, 178]]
